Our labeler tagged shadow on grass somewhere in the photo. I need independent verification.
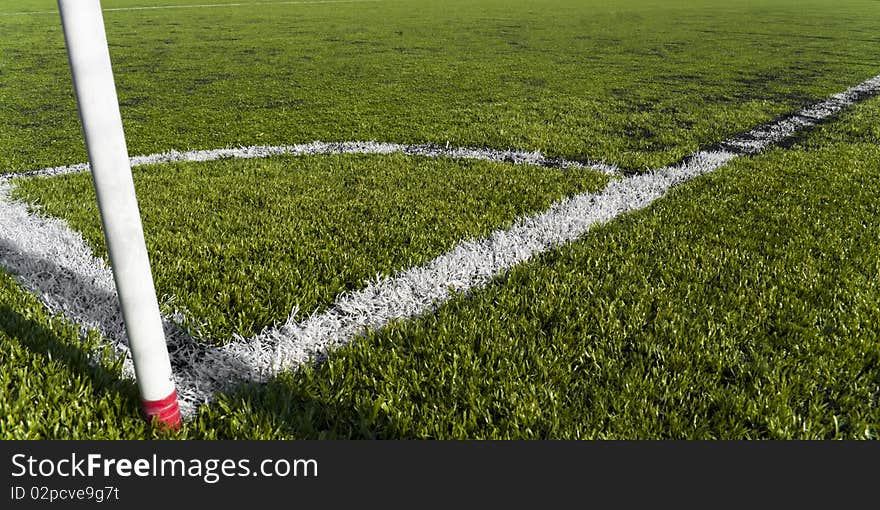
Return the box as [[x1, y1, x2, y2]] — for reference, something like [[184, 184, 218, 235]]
[[0, 302, 143, 422], [188, 365, 397, 440], [0, 236, 138, 404], [0, 296, 387, 439], [0, 238, 398, 439]]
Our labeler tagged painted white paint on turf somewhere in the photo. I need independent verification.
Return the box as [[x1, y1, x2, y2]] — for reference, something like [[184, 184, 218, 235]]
[[0, 153, 725, 418], [0, 141, 620, 181], [1, 73, 879, 418], [203, 150, 737, 378], [720, 75, 880, 154]]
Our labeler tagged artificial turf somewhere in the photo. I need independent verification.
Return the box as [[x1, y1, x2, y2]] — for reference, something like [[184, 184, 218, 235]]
[[2, 0, 880, 173], [7, 81, 874, 440], [0, 270, 168, 439], [2, 0, 879, 439], [12, 154, 609, 341], [182, 94, 880, 439]]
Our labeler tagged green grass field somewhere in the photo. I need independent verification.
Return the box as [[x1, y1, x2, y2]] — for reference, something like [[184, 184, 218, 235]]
[[192, 96, 880, 439], [2, 0, 879, 172], [13, 155, 609, 340], [2, 0, 879, 439]]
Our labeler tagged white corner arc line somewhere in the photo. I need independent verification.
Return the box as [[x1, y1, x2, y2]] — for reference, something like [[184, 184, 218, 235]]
[[0, 141, 621, 181], [1, 73, 879, 419]]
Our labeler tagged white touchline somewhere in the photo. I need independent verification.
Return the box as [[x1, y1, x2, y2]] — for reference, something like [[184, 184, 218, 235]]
[[0, 0, 381, 16], [1, 73, 879, 419]]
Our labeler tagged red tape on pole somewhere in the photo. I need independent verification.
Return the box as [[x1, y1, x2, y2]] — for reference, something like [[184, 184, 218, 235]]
[[142, 390, 182, 429]]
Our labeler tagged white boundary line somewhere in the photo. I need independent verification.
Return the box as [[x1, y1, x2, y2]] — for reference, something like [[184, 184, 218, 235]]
[[0, 141, 621, 181], [1, 73, 879, 418], [0, 0, 381, 16]]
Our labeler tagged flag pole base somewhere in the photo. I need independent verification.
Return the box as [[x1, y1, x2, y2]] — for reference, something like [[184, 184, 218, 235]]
[[141, 390, 182, 429]]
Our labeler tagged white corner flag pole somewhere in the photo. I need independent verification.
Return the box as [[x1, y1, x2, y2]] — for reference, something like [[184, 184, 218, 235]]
[[57, 0, 181, 428]]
